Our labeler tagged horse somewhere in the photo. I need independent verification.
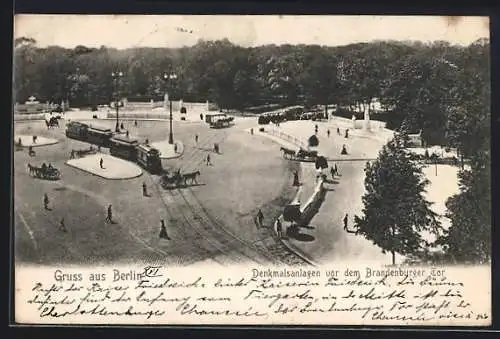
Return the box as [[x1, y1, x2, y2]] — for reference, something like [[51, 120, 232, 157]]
[[182, 170, 200, 185], [280, 146, 296, 159], [45, 117, 59, 129]]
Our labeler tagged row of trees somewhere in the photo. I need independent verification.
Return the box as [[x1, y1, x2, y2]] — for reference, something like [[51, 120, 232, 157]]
[[14, 37, 489, 149]]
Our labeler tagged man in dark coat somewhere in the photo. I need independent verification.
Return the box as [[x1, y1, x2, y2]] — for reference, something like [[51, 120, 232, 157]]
[[256, 209, 264, 228], [293, 171, 300, 186], [100, 158, 104, 169], [276, 219, 283, 238], [105, 204, 113, 223], [343, 214, 349, 231], [43, 193, 49, 210], [159, 220, 170, 240]]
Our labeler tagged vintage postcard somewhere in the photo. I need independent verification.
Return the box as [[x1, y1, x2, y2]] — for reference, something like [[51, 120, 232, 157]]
[[12, 14, 491, 326]]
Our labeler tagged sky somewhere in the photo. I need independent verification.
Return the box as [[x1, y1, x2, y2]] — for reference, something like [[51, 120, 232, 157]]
[[14, 15, 489, 49]]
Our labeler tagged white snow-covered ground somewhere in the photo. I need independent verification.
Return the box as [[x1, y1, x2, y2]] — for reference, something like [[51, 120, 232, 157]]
[[420, 164, 461, 244]]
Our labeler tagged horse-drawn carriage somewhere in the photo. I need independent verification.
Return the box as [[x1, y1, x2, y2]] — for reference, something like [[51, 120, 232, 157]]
[[27, 163, 61, 180], [280, 146, 318, 162], [160, 169, 201, 189]]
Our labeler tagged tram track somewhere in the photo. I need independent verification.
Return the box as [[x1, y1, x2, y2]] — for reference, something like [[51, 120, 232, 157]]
[[157, 129, 312, 266]]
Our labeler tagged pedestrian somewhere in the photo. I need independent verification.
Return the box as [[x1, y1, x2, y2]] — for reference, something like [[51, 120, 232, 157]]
[[206, 154, 211, 166], [293, 171, 300, 186], [159, 220, 170, 240], [343, 213, 349, 231], [250, 128, 254, 135], [142, 182, 148, 197], [43, 193, 49, 210], [200, 113, 204, 121], [18, 137, 22, 146], [145, 138, 149, 145], [174, 143, 178, 153], [59, 218, 67, 232], [195, 134, 199, 145], [70, 150, 75, 159], [105, 204, 113, 223], [345, 129, 349, 138], [276, 219, 283, 239], [120, 123, 124, 130], [334, 163, 338, 176], [257, 209, 264, 228], [337, 127, 340, 135], [341, 144, 348, 155], [134, 120, 138, 127], [330, 166, 335, 179], [32, 135, 37, 144], [99, 157, 104, 169], [327, 129, 330, 138], [126, 130, 129, 138]]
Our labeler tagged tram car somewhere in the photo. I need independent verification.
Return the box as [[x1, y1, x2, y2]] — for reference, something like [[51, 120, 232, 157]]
[[109, 136, 163, 174], [109, 136, 139, 162], [65, 121, 113, 147], [65, 121, 89, 141], [86, 125, 113, 147], [136, 144, 163, 174]]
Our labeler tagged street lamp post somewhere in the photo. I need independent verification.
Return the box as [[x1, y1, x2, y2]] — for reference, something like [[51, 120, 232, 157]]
[[163, 72, 178, 144], [111, 71, 124, 133]]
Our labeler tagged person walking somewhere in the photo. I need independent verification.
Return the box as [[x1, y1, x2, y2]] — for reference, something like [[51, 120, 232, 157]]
[[126, 130, 129, 138], [343, 214, 349, 232], [195, 134, 199, 145], [159, 220, 170, 240], [142, 182, 148, 197], [337, 127, 340, 135], [43, 193, 50, 210], [105, 204, 113, 223], [99, 158, 104, 169], [134, 120, 138, 127], [327, 129, 330, 138], [276, 219, 283, 239], [334, 163, 338, 176], [70, 149, 75, 159], [59, 218, 67, 232], [256, 209, 264, 228], [250, 128, 254, 135], [330, 166, 335, 180], [293, 171, 300, 186], [120, 122, 124, 130], [206, 154, 212, 166]]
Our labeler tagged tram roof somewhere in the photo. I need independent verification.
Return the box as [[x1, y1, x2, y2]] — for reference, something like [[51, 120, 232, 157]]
[[88, 125, 112, 133], [110, 136, 139, 145], [137, 144, 159, 152]]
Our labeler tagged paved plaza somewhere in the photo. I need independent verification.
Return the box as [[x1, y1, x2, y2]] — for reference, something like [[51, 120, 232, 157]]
[[15, 134, 59, 147], [150, 140, 184, 159], [66, 153, 143, 179]]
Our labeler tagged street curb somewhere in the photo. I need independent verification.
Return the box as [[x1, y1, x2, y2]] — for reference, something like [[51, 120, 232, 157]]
[[155, 140, 185, 159], [64, 159, 144, 180], [253, 127, 321, 267]]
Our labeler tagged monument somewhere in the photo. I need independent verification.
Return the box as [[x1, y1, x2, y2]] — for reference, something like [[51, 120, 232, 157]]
[[363, 105, 371, 131]]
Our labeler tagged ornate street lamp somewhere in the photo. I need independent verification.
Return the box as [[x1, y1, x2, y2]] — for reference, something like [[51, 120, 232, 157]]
[[163, 72, 178, 144], [111, 71, 124, 133]]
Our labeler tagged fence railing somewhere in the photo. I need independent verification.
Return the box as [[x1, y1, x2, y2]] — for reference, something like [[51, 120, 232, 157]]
[[264, 127, 307, 149], [107, 113, 170, 120]]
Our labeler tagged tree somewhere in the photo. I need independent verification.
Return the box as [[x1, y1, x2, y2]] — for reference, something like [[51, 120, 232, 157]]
[[436, 142, 490, 264], [354, 134, 441, 265]]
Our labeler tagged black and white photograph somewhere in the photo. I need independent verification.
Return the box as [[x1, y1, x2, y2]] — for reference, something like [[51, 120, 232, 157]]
[[12, 14, 492, 326]]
